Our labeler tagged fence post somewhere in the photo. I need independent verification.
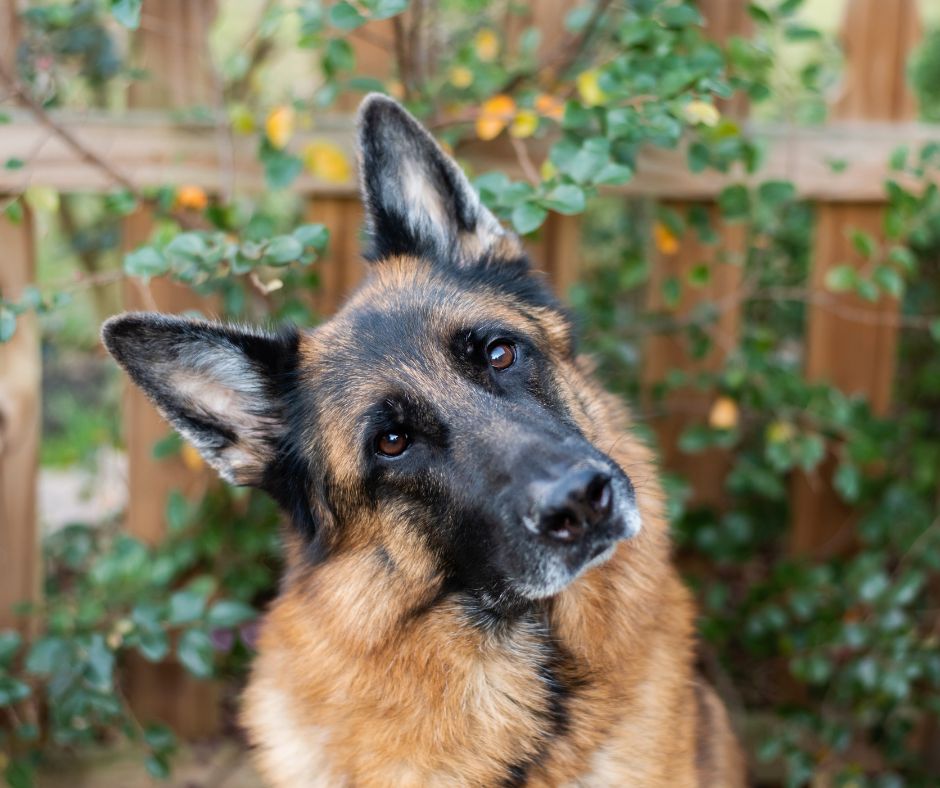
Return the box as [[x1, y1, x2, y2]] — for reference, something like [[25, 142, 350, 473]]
[[641, 0, 750, 509], [119, 0, 221, 738], [519, 0, 582, 295], [0, 0, 41, 633], [789, 0, 922, 555]]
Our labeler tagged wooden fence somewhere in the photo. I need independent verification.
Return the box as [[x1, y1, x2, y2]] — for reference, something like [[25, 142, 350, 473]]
[[0, 0, 934, 734]]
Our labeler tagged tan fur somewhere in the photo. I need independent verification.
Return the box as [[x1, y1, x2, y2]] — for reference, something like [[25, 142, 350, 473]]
[[242, 257, 746, 786]]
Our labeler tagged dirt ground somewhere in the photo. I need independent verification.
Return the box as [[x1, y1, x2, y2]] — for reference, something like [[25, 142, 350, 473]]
[[38, 739, 263, 788]]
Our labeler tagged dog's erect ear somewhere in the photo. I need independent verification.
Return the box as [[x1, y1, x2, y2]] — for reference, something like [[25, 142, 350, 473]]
[[357, 93, 521, 265], [101, 313, 298, 487]]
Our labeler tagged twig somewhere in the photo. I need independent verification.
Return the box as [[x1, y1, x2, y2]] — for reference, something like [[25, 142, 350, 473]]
[[392, 15, 412, 99], [0, 47, 203, 230], [0, 59, 139, 196], [499, 0, 615, 95], [510, 136, 540, 185]]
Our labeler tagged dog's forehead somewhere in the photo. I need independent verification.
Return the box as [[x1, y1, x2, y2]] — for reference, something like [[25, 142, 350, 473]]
[[311, 259, 533, 365]]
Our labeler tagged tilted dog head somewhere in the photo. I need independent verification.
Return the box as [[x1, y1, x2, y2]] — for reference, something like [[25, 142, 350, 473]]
[[103, 95, 640, 610]]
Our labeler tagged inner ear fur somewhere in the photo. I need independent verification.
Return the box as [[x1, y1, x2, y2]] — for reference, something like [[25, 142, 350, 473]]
[[356, 93, 522, 266], [101, 312, 299, 487]]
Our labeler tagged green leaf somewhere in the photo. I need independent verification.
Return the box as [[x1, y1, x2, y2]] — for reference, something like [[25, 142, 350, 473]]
[[145, 754, 171, 780], [873, 265, 904, 298], [889, 144, 908, 171], [718, 184, 750, 220], [747, 4, 773, 26], [110, 0, 142, 28], [511, 203, 548, 234], [930, 319, 940, 343], [177, 630, 214, 678], [323, 38, 354, 76], [0, 305, 15, 343], [887, 245, 916, 272], [260, 141, 303, 190], [85, 634, 115, 691], [688, 263, 710, 288], [0, 630, 22, 666], [264, 235, 304, 265], [168, 589, 207, 626], [659, 4, 702, 28], [0, 676, 31, 706], [783, 23, 821, 41], [662, 276, 681, 309], [124, 247, 169, 279], [4, 759, 34, 788], [369, 0, 408, 19], [329, 1, 366, 29], [824, 264, 856, 292], [834, 461, 861, 503], [144, 723, 177, 755], [166, 232, 207, 261], [293, 223, 330, 250], [687, 142, 710, 173], [165, 490, 191, 533], [151, 432, 183, 460], [207, 600, 257, 629], [849, 229, 877, 258], [4, 157, 24, 170], [593, 162, 633, 186], [541, 184, 585, 215], [757, 180, 795, 207], [26, 636, 68, 675]]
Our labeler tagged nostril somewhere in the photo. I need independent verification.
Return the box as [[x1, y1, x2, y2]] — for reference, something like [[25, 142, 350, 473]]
[[586, 474, 613, 517], [533, 470, 614, 543], [540, 512, 585, 544]]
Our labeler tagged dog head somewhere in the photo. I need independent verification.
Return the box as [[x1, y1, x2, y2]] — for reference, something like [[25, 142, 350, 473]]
[[103, 96, 641, 611]]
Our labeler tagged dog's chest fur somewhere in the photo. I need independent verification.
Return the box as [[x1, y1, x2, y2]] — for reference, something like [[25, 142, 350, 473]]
[[241, 538, 715, 787]]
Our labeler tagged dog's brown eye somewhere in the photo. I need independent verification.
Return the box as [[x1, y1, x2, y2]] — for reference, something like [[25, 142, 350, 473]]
[[377, 430, 409, 457], [487, 341, 515, 371]]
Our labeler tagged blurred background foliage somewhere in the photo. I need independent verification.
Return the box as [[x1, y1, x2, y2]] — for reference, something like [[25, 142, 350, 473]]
[[2, 0, 940, 786]]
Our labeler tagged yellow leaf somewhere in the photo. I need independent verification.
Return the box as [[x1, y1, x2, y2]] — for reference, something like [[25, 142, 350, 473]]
[[510, 109, 539, 139], [540, 159, 557, 181], [176, 185, 208, 212], [265, 105, 295, 149], [474, 29, 500, 62], [708, 396, 739, 430], [576, 70, 608, 107], [534, 93, 564, 121], [303, 141, 352, 184], [653, 221, 680, 255], [684, 100, 721, 128], [475, 94, 516, 141], [229, 104, 255, 135], [181, 443, 204, 471], [766, 420, 795, 445], [24, 186, 59, 213], [449, 66, 474, 89]]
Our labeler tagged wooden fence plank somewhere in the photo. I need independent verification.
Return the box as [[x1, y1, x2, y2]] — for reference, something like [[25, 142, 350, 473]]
[[790, 0, 922, 555], [0, 0, 40, 633], [642, 0, 750, 508], [1, 114, 938, 199], [0, 210, 40, 631], [305, 197, 366, 317], [119, 0, 222, 738]]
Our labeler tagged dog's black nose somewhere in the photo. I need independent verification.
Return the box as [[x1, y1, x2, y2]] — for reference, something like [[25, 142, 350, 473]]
[[534, 469, 613, 543]]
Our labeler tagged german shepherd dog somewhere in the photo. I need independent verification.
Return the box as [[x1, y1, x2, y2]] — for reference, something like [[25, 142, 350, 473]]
[[102, 95, 745, 786]]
